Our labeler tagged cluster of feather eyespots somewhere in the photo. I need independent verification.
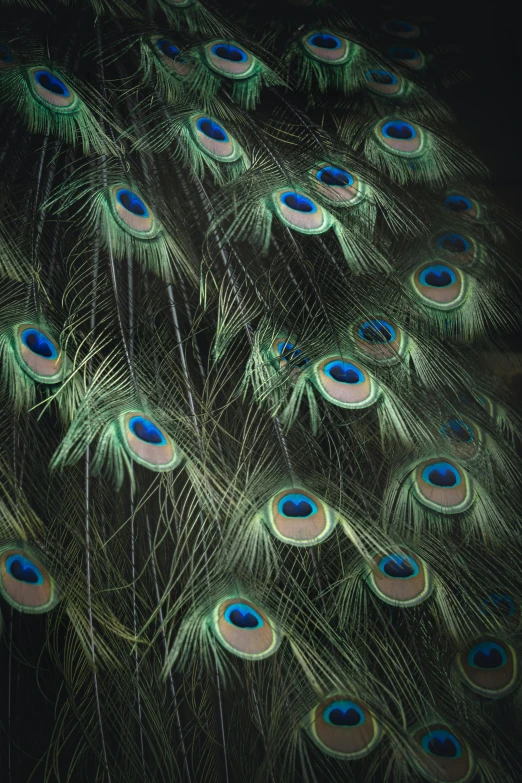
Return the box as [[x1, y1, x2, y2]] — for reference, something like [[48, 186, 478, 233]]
[[202, 41, 258, 79], [411, 457, 473, 514], [306, 695, 382, 759], [312, 356, 379, 409], [456, 638, 518, 698], [190, 114, 245, 164], [366, 549, 433, 607], [302, 31, 353, 64], [444, 192, 479, 220], [27, 68, 77, 111], [262, 488, 336, 546], [13, 323, 64, 384], [351, 317, 406, 362], [272, 189, 332, 234], [118, 412, 182, 472], [375, 118, 424, 156], [151, 36, 191, 77], [388, 45, 425, 70], [381, 20, 421, 39], [211, 597, 281, 660], [410, 723, 475, 783], [311, 163, 366, 206], [0, 543, 59, 614]]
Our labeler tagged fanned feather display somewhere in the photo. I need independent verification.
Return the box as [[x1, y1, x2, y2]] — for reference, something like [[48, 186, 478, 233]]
[[0, 2, 521, 783]]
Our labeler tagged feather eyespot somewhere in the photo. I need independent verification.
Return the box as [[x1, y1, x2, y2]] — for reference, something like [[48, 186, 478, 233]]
[[0, 42, 13, 65], [312, 164, 364, 205], [264, 489, 335, 545], [109, 185, 156, 237], [274, 338, 309, 367], [303, 31, 351, 64], [307, 696, 382, 759], [190, 114, 243, 163], [440, 419, 480, 461], [382, 20, 420, 39], [14, 324, 63, 383], [365, 69, 403, 96], [211, 597, 281, 660], [444, 194, 479, 220], [352, 318, 404, 361], [457, 639, 518, 698], [0, 544, 59, 614], [368, 550, 432, 606], [413, 458, 472, 513], [481, 593, 519, 627], [152, 36, 191, 76], [435, 232, 476, 266], [273, 189, 331, 233], [28, 68, 76, 110], [388, 46, 425, 69], [377, 119, 423, 155], [204, 41, 257, 78], [118, 412, 181, 472], [412, 263, 465, 309], [314, 357, 378, 408], [411, 724, 475, 783]]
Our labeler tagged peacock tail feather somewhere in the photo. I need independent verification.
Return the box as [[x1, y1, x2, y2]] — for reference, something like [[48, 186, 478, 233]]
[[0, 2, 521, 782]]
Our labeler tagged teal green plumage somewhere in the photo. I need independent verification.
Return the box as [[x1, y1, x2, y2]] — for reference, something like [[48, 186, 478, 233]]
[[0, 2, 521, 782]]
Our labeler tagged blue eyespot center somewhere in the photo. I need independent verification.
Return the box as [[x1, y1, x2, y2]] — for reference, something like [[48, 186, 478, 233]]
[[316, 166, 354, 187], [212, 43, 248, 62], [437, 233, 470, 254], [324, 361, 364, 384], [382, 121, 416, 140], [481, 593, 516, 618], [308, 33, 342, 50], [6, 554, 44, 585], [278, 493, 318, 518], [366, 69, 397, 85], [419, 265, 456, 288], [196, 117, 228, 142], [21, 328, 58, 360], [281, 192, 317, 213], [323, 700, 365, 727], [386, 21, 414, 34], [379, 554, 418, 579], [224, 603, 264, 629], [157, 38, 181, 59], [444, 194, 473, 213], [422, 461, 461, 488], [35, 70, 70, 97], [0, 43, 13, 63], [389, 46, 418, 60], [116, 189, 149, 217], [358, 320, 396, 343], [277, 340, 309, 366], [129, 416, 166, 445], [468, 641, 507, 669], [421, 730, 462, 759], [441, 419, 474, 443]]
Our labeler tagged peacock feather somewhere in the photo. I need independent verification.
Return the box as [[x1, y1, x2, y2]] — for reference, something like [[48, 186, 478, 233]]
[[0, 2, 521, 782]]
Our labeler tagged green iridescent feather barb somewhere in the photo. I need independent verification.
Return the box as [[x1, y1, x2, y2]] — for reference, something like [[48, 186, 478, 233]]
[[0, 1, 521, 781]]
